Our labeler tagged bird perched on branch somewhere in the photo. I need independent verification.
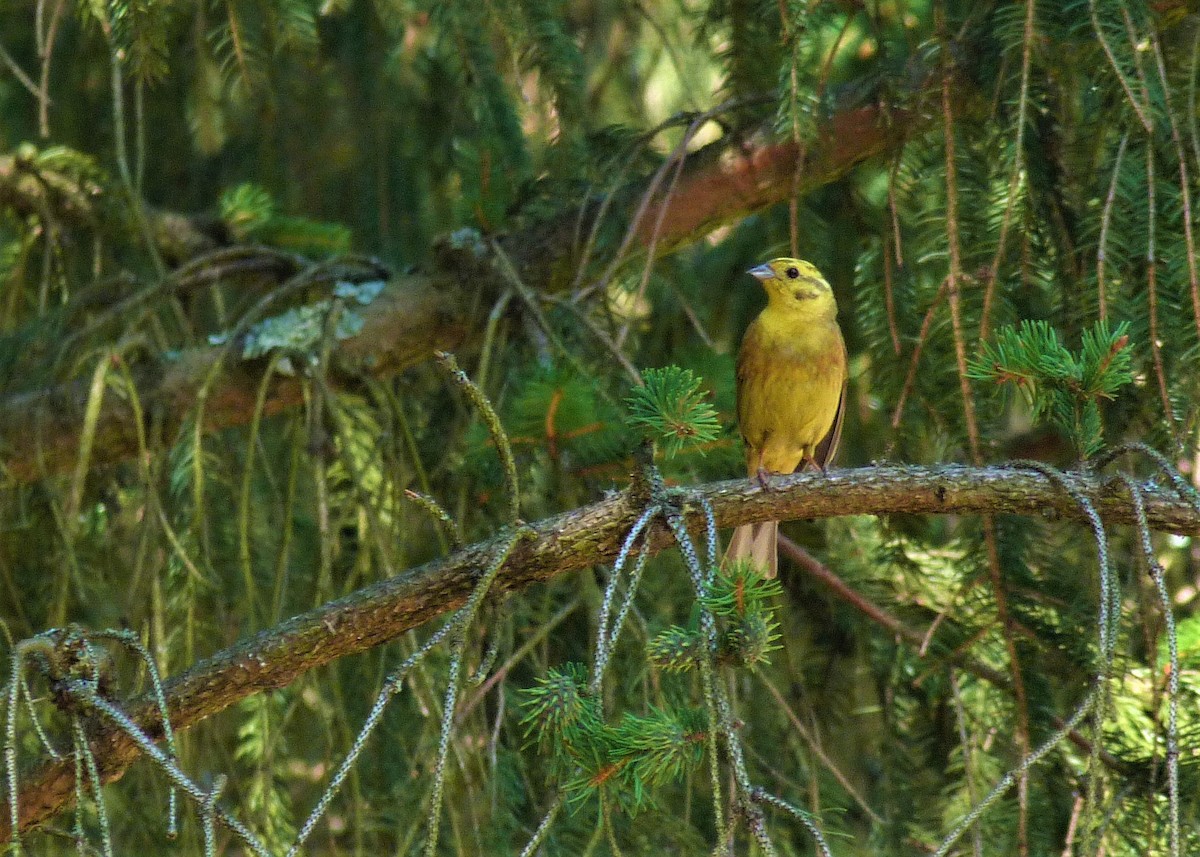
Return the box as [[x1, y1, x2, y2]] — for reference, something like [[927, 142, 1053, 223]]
[[724, 257, 847, 578]]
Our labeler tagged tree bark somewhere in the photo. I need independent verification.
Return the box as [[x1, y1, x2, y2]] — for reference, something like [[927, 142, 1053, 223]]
[[0, 98, 908, 484], [2, 462, 1196, 841], [0, 272, 466, 483]]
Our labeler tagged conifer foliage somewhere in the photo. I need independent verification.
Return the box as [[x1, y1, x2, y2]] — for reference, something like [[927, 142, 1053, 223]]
[[3, 1, 1200, 855]]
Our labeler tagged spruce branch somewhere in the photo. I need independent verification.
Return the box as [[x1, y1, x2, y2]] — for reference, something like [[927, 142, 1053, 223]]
[[5, 463, 1200, 840], [434, 350, 522, 523], [969, 320, 1133, 459], [625, 366, 721, 459], [521, 663, 598, 753], [646, 626, 703, 672], [0, 88, 918, 485], [522, 488, 785, 830], [646, 568, 783, 672], [402, 489, 463, 551]]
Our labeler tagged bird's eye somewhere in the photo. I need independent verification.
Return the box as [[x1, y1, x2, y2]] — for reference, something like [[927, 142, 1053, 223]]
[[785, 266, 800, 279]]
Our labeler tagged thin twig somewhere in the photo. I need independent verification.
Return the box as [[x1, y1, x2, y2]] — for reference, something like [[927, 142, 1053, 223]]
[[889, 277, 949, 433], [1144, 146, 1177, 435], [1088, 0, 1152, 133], [949, 671, 985, 857], [0, 40, 41, 99], [882, 229, 901, 356], [757, 672, 883, 825], [542, 294, 643, 385], [1096, 133, 1129, 321], [36, 0, 66, 137], [980, 0, 1035, 340], [435, 351, 522, 524], [1148, 26, 1200, 343]]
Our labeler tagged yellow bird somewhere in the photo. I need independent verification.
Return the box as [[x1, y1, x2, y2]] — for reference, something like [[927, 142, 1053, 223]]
[[725, 258, 848, 579]]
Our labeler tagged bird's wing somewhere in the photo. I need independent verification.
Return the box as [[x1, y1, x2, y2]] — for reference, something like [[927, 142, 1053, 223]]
[[734, 321, 760, 444], [811, 376, 847, 471]]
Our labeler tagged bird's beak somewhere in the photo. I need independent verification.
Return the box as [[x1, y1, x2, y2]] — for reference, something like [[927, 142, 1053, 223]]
[[747, 263, 773, 281]]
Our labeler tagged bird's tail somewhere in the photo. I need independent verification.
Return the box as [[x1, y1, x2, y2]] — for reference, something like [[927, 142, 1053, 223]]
[[724, 520, 778, 579]]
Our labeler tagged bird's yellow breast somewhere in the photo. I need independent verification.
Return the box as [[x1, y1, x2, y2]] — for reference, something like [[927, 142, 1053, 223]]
[[736, 311, 846, 474]]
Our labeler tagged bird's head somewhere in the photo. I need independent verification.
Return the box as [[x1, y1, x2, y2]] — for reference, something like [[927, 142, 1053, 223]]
[[748, 257, 837, 318]]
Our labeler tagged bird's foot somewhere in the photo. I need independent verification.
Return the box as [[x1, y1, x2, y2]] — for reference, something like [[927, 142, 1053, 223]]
[[800, 457, 830, 476], [755, 468, 774, 490]]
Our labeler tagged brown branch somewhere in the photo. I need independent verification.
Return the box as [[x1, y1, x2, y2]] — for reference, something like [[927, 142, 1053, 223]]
[[0, 152, 223, 263], [0, 93, 921, 485], [629, 104, 903, 255], [0, 272, 467, 484], [3, 462, 1198, 840], [778, 536, 931, 648]]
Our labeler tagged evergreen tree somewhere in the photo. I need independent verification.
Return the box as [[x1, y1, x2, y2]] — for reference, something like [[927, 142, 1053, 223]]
[[2, 1, 1200, 854]]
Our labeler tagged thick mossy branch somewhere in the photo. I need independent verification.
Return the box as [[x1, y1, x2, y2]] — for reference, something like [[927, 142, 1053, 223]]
[[2, 462, 1198, 840], [0, 271, 467, 483], [0, 95, 917, 485]]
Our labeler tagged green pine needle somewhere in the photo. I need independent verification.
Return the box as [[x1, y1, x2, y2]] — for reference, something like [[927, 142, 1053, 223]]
[[219, 183, 351, 255], [719, 613, 781, 668], [625, 366, 721, 458], [614, 707, 708, 790], [701, 563, 784, 618], [220, 183, 277, 237], [968, 319, 1133, 459], [519, 663, 598, 748], [646, 626, 703, 672]]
